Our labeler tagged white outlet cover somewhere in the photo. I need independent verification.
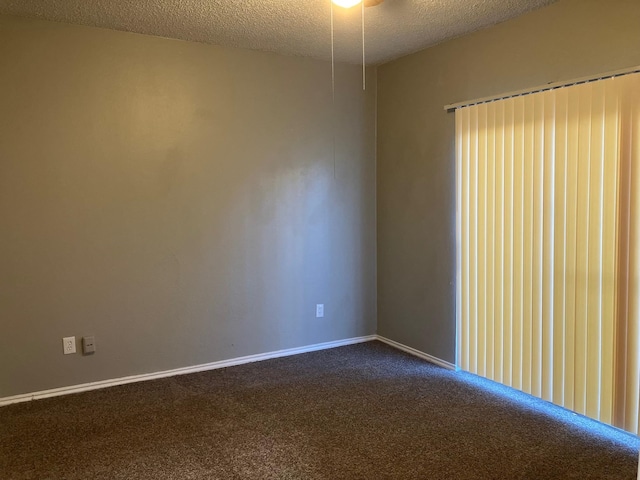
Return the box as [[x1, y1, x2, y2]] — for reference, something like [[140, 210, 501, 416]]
[[63, 336, 76, 355], [316, 304, 324, 318]]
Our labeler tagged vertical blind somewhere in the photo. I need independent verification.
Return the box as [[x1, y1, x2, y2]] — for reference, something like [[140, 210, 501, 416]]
[[455, 73, 640, 434]]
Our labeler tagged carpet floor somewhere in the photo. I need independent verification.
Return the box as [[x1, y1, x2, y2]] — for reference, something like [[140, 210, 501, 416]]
[[1, 341, 638, 479]]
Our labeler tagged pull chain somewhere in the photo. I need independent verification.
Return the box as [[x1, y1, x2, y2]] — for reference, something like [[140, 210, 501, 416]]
[[362, 1, 366, 90], [331, 0, 336, 178]]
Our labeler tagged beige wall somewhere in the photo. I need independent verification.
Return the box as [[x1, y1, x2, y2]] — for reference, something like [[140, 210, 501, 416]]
[[377, 0, 640, 363], [0, 15, 376, 397]]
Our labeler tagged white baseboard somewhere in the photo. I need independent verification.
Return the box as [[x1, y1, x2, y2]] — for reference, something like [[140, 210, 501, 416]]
[[0, 334, 455, 407], [375, 335, 457, 371], [0, 335, 377, 407]]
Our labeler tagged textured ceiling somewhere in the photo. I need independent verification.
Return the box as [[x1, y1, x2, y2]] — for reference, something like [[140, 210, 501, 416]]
[[0, 0, 556, 65]]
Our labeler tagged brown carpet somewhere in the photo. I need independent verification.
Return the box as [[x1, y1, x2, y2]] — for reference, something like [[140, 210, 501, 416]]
[[1, 341, 638, 479]]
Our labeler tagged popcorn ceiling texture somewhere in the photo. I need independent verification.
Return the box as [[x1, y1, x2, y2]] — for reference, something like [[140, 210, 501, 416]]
[[0, 0, 555, 64]]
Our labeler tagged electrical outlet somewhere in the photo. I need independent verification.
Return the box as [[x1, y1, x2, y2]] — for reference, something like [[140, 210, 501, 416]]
[[63, 336, 76, 355], [82, 336, 96, 354], [316, 304, 324, 318]]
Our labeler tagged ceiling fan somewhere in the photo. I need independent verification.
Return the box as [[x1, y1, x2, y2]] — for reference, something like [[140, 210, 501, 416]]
[[332, 0, 384, 9], [330, 0, 384, 90]]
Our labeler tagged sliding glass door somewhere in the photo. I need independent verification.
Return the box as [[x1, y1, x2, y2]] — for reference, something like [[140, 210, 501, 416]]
[[455, 73, 640, 434]]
